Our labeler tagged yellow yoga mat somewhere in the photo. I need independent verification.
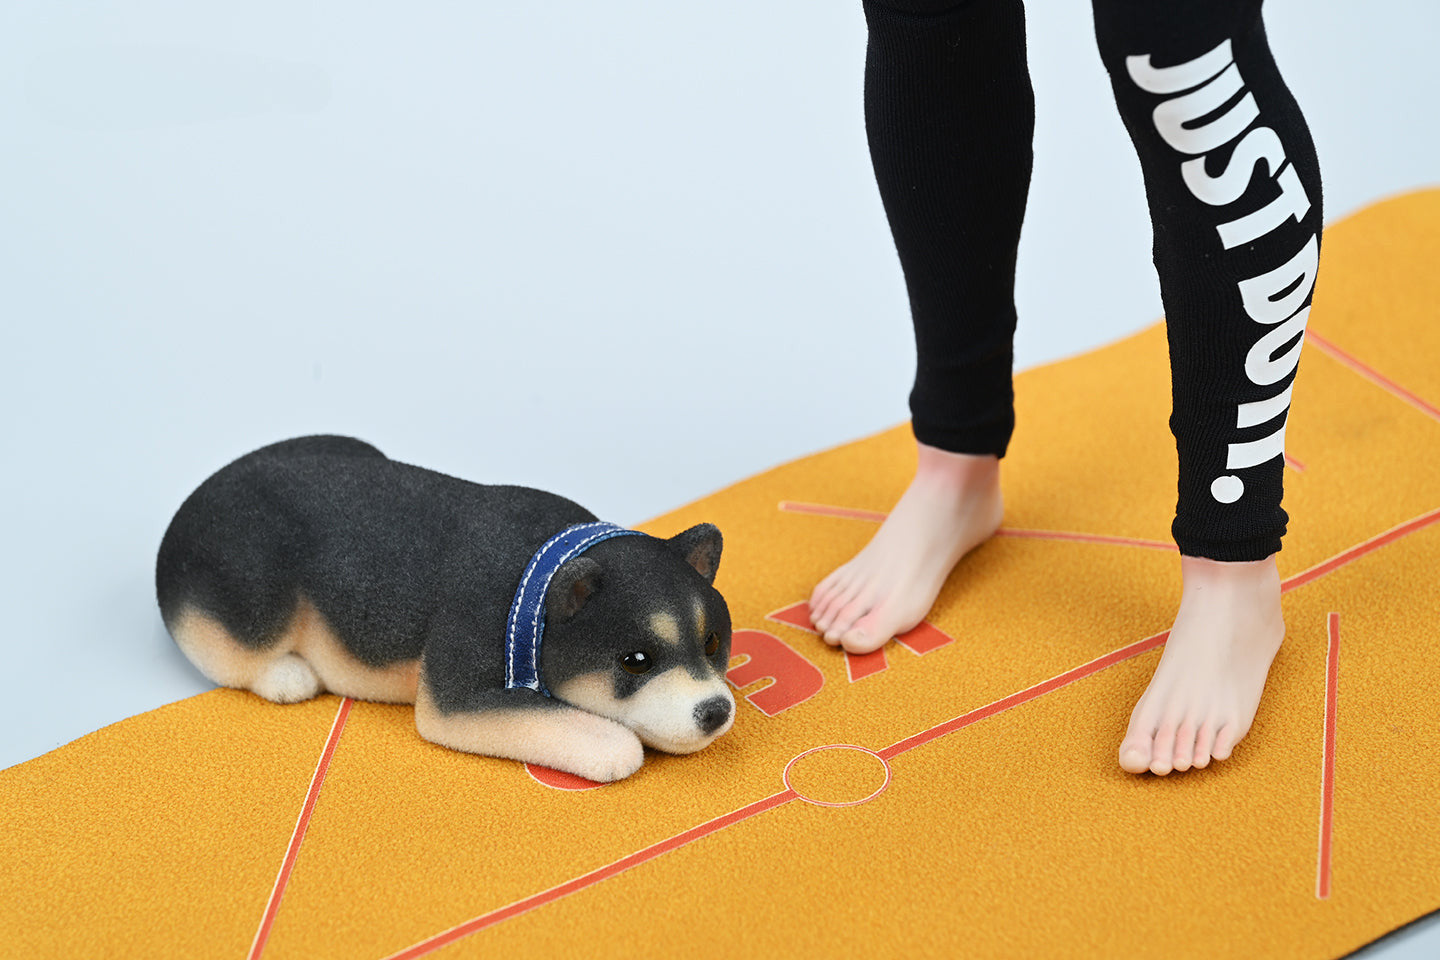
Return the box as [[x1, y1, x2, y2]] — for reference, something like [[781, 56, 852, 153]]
[[4, 190, 1438, 960]]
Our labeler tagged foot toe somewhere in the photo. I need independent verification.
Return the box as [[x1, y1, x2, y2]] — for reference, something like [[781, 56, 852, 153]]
[[817, 580, 865, 635], [809, 570, 854, 629], [1212, 723, 1240, 761], [839, 613, 891, 655], [824, 594, 874, 643], [807, 575, 837, 614], [809, 592, 839, 633], [1118, 734, 1153, 774], [1192, 721, 1217, 769], [806, 593, 831, 631], [1171, 721, 1196, 773], [812, 604, 839, 636], [1147, 722, 1177, 776]]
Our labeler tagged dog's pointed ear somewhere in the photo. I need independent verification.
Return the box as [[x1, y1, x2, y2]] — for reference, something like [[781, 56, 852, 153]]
[[547, 556, 603, 622], [666, 523, 723, 584]]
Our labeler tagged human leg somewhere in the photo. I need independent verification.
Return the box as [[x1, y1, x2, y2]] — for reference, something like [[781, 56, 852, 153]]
[[810, 0, 1033, 653], [1090, 0, 1323, 773]]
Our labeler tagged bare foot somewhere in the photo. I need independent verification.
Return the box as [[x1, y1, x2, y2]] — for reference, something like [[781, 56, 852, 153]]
[[808, 443, 1003, 654], [1118, 554, 1285, 776]]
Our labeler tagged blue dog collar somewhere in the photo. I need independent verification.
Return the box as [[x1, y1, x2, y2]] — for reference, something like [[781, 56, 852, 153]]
[[505, 521, 645, 696]]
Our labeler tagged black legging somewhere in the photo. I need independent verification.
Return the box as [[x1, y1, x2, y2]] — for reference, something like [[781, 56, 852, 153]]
[[863, 0, 1322, 561]]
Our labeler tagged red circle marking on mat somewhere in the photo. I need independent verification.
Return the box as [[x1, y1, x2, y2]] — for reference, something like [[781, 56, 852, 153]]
[[782, 744, 892, 808], [526, 763, 606, 791]]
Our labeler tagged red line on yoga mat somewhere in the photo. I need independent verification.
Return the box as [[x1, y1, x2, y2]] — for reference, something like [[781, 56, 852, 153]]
[[248, 696, 353, 960], [379, 790, 797, 960], [995, 528, 1176, 551], [1317, 613, 1341, 900], [1308, 332, 1440, 423], [778, 501, 1176, 550], [879, 630, 1170, 760], [779, 500, 889, 522], [1281, 506, 1440, 594]]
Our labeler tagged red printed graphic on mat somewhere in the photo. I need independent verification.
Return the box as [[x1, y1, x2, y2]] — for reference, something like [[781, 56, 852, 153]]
[[767, 601, 955, 682], [1316, 611, 1341, 900], [527, 764, 605, 791], [846, 648, 888, 682], [895, 620, 955, 655], [726, 629, 824, 716]]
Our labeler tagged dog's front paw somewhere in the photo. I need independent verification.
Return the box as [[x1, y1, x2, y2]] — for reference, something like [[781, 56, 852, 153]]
[[563, 717, 645, 783]]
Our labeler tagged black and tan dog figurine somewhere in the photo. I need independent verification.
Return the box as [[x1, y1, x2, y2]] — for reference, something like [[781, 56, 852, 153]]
[[156, 435, 734, 782]]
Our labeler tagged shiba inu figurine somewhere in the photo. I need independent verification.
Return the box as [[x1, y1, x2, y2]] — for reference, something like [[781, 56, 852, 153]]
[[156, 435, 734, 782]]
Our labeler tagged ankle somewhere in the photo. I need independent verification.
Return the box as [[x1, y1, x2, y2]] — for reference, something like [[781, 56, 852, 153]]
[[1179, 553, 1279, 589], [913, 443, 1000, 493], [1177, 554, 1284, 627]]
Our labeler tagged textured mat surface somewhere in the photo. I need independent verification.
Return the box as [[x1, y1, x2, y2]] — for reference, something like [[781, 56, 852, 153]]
[[4, 190, 1439, 959]]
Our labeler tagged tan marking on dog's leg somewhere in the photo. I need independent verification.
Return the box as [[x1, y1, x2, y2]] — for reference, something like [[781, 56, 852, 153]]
[[170, 607, 290, 691], [170, 605, 321, 704], [649, 612, 681, 646], [289, 598, 419, 703], [414, 675, 644, 782]]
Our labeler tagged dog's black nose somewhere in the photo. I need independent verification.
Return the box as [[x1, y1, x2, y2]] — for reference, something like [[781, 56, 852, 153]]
[[693, 696, 731, 735]]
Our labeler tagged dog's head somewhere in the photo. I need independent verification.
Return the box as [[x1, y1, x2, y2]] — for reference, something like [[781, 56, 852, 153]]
[[541, 523, 734, 754]]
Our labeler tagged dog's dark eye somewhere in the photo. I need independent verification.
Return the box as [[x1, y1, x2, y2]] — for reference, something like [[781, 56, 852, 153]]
[[620, 652, 653, 675], [704, 632, 720, 656]]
